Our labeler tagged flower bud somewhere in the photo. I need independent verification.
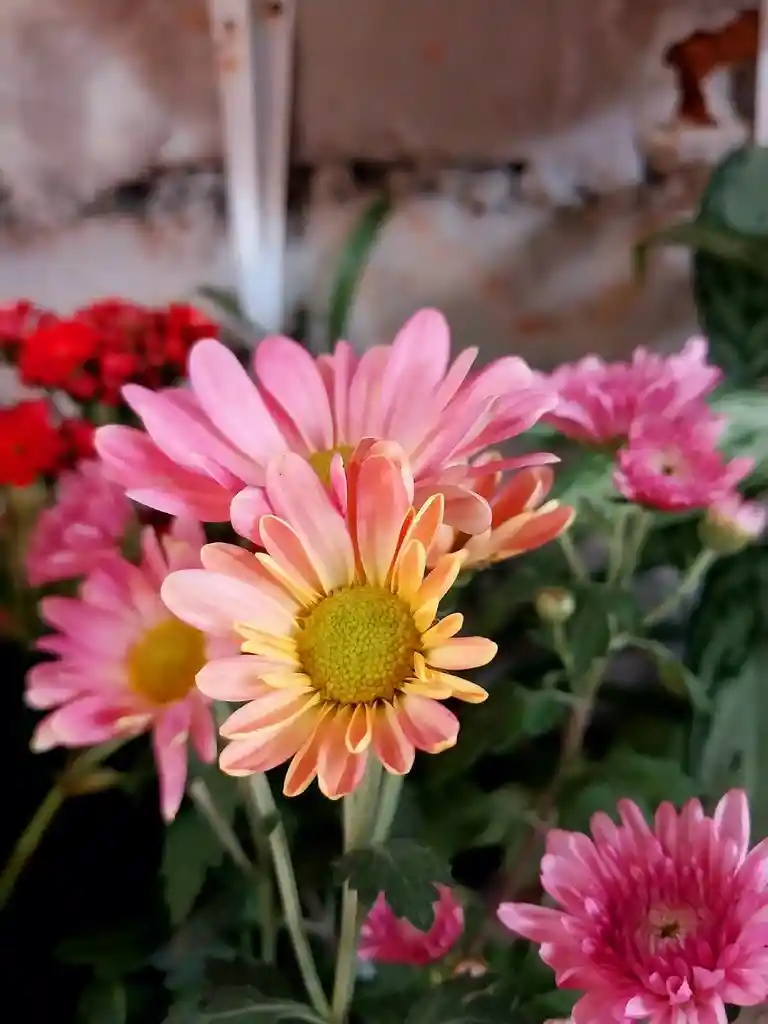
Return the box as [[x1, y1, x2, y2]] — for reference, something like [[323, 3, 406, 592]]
[[699, 495, 766, 556], [452, 957, 488, 978], [535, 586, 576, 624]]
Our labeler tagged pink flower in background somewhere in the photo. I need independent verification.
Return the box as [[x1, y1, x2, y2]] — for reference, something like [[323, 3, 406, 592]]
[[541, 338, 721, 445], [429, 463, 574, 568], [359, 885, 464, 965], [498, 790, 768, 1024], [26, 518, 233, 821], [707, 494, 767, 542], [96, 308, 556, 538], [614, 415, 752, 512], [26, 459, 134, 586]]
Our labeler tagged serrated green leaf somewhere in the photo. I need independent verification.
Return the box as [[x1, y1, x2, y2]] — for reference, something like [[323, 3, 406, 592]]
[[334, 839, 451, 930], [327, 194, 393, 345], [163, 763, 242, 925], [78, 979, 127, 1024], [627, 638, 709, 710]]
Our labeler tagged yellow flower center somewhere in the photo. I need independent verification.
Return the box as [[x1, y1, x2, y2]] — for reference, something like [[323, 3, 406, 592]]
[[307, 445, 355, 487], [126, 617, 206, 706], [296, 584, 421, 704]]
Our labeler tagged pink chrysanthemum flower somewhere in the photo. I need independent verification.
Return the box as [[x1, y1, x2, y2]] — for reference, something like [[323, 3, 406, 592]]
[[26, 518, 234, 821], [428, 463, 575, 569], [498, 790, 768, 1024], [160, 443, 497, 799], [541, 338, 721, 445], [614, 415, 752, 512], [358, 885, 464, 965], [95, 309, 556, 539], [26, 458, 134, 586]]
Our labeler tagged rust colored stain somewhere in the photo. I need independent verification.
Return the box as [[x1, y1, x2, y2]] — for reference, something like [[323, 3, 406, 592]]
[[514, 312, 560, 336], [177, 3, 210, 34], [216, 18, 241, 74], [422, 38, 447, 66], [665, 9, 758, 125], [264, 1, 284, 17]]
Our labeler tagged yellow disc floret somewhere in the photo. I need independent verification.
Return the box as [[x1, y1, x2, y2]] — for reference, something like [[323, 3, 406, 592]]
[[296, 585, 421, 704], [127, 617, 206, 705]]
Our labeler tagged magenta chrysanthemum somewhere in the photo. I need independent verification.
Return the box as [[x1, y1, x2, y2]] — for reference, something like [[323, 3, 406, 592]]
[[541, 339, 721, 446], [359, 885, 464, 966], [498, 790, 768, 1024], [25, 458, 134, 586], [95, 309, 556, 538]]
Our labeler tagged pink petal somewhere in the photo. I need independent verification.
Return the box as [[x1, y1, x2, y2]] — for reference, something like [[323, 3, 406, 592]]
[[96, 425, 233, 521], [347, 346, 390, 440], [265, 454, 354, 592], [196, 655, 279, 701], [371, 702, 416, 775], [219, 689, 316, 739], [189, 695, 217, 763], [188, 339, 288, 463], [32, 695, 140, 752], [153, 703, 193, 822], [426, 637, 498, 670], [219, 706, 320, 775], [161, 568, 297, 637], [397, 694, 459, 753], [496, 902, 566, 943], [714, 789, 750, 864], [230, 487, 273, 542], [317, 709, 369, 798], [254, 335, 334, 450], [355, 453, 412, 586]]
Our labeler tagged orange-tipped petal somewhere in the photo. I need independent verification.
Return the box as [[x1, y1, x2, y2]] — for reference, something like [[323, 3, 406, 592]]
[[426, 669, 488, 704], [394, 539, 427, 601], [219, 706, 320, 775], [283, 710, 332, 796], [401, 494, 445, 554], [219, 689, 317, 739], [346, 702, 373, 753], [413, 551, 466, 617], [398, 694, 459, 753], [259, 515, 325, 598], [317, 708, 368, 798], [371, 701, 416, 775], [490, 467, 553, 525]]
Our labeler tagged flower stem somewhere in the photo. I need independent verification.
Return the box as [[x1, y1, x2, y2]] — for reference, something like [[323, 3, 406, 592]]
[[644, 549, 718, 628], [558, 530, 587, 581], [0, 784, 63, 909], [371, 772, 403, 844], [331, 760, 385, 1024], [189, 778, 253, 876], [244, 773, 329, 1018], [0, 741, 121, 909]]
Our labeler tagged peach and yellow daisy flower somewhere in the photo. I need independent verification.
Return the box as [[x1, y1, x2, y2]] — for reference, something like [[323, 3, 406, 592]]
[[161, 444, 497, 799]]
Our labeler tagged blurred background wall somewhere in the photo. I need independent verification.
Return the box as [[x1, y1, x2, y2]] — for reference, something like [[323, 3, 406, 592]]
[[0, 0, 758, 362]]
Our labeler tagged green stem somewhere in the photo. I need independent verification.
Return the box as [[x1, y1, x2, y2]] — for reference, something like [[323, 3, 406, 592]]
[[558, 530, 587, 581], [371, 772, 403, 845], [0, 785, 64, 909], [189, 778, 252, 876], [644, 549, 718, 628], [241, 781, 277, 965], [331, 760, 384, 1024], [0, 741, 121, 909], [245, 773, 330, 1018]]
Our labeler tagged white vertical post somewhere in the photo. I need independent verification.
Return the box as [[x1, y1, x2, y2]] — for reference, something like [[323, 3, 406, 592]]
[[755, 0, 768, 145], [208, 0, 297, 333]]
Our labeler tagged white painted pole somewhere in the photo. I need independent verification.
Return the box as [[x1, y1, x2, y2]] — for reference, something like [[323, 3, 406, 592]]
[[755, 0, 768, 145], [208, 0, 297, 333]]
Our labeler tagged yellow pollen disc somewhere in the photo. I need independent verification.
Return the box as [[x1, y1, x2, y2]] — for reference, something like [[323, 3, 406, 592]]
[[307, 445, 355, 487], [296, 584, 421, 704], [126, 617, 206, 706]]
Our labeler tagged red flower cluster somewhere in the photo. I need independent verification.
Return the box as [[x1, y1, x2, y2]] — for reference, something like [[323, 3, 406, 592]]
[[0, 401, 96, 487], [5, 299, 217, 405]]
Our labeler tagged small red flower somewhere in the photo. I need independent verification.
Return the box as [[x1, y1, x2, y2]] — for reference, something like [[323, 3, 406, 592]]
[[0, 400, 66, 486], [19, 320, 99, 396], [57, 418, 97, 468], [0, 300, 55, 358]]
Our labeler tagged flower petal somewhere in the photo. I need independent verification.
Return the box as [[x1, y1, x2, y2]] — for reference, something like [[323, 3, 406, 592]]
[[426, 637, 497, 671], [397, 694, 459, 753], [254, 334, 334, 451], [371, 701, 416, 775], [161, 568, 296, 637]]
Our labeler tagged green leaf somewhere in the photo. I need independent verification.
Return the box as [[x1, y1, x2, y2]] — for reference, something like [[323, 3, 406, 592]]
[[698, 675, 751, 793], [334, 839, 451, 930], [78, 979, 127, 1024], [549, 450, 615, 506], [403, 975, 528, 1024], [626, 638, 709, 709], [565, 582, 637, 680], [327, 194, 393, 344], [710, 388, 768, 484], [163, 763, 242, 925], [718, 146, 768, 236], [634, 219, 768, 280], [165, 988, 322, 1024], [735, 648, 768, 840], [55, 923, 155, 973]]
